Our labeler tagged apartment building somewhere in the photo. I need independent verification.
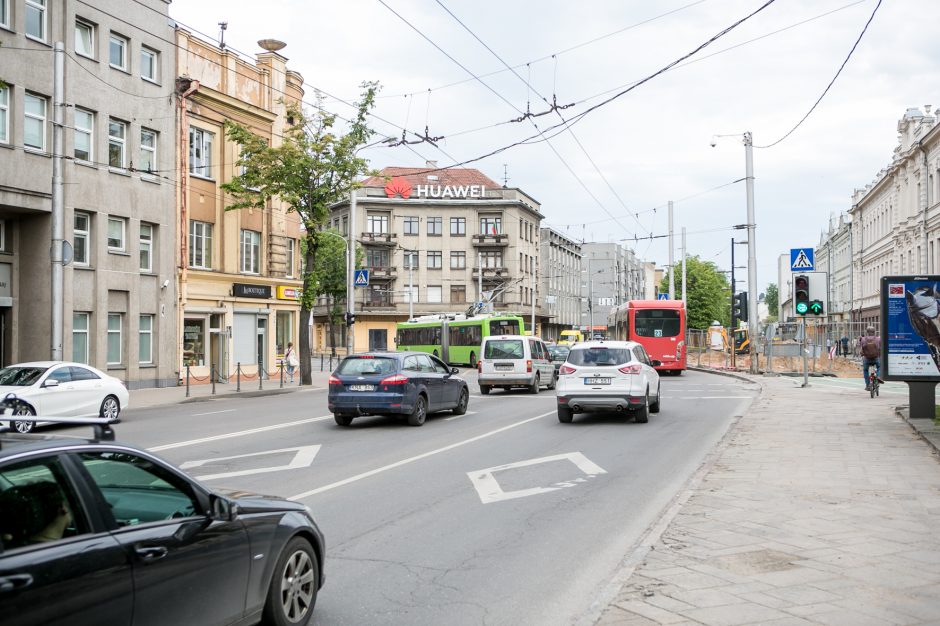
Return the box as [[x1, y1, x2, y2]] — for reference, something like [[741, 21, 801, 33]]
[[0, 0, 177, 387], [580, 242, 647, 334], [176, 31, 305, 380], [315, 166, 544, 352], [539, 227, 581, 341]]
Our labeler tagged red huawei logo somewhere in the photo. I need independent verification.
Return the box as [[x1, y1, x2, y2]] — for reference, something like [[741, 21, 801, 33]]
[[385, 177, 412, 198]]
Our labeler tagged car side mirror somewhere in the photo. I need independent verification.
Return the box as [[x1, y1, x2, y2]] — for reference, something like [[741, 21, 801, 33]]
[[450, 367, 459, 375], [209, 494, 236, 522], [650, 360, 662, 367], [41, 379, 60, 389]]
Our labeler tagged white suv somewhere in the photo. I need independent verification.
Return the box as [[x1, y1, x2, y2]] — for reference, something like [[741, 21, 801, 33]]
[[478, 335, 557, 394], [555, 340, 661, 423]]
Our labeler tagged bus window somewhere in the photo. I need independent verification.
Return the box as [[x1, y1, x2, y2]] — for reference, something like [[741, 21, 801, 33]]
[[634, 310, 681, 338], [490, 319, 520, 335]]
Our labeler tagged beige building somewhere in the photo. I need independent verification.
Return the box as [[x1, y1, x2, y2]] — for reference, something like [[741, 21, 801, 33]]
[[176, 31, 305, 380], [539, 227, 582, 341], [315, 166, 544, 352]]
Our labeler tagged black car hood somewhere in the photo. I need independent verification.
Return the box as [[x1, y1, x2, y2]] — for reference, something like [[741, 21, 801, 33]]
[[214, 487, 307, 514]]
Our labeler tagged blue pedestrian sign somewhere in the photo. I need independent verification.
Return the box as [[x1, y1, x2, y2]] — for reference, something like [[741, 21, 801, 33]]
[[790, 248, 815, 271], [354, 269, 370, 287], [657, 293, 669, 300]]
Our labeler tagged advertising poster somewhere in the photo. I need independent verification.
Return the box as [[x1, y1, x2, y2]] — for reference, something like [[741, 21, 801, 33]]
[[882, 276, 940, 381]]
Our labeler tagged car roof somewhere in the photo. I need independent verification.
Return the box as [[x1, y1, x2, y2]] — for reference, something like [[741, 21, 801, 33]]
[[570, 340, 638, 350], [0, 430, 127, 459], [2, 361, 98, 369], [482, 335, 530, 340]]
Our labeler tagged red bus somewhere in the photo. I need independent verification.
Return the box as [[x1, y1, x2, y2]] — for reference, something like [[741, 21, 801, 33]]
[[608, 300, 687, 374]]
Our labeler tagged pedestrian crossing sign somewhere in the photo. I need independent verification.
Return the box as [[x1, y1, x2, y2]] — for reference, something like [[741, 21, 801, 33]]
[[790, 248, 815, 271], [354, 269, 369, 287], [657, 293, 669, 300]]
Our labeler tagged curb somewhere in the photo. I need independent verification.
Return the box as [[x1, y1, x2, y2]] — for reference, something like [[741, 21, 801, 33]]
[[896, 408, 940, 456], [178, 386, 306, 404], [688, 366, 756, 385]]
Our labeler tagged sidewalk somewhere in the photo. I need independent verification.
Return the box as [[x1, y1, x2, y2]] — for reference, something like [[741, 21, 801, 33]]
[[593, 373, 940, 626]]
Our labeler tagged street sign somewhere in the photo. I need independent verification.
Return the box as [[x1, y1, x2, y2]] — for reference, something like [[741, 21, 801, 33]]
[[790, 248, 815, 271], [657, 293, 669, 300], [354, 269, 369, 287]]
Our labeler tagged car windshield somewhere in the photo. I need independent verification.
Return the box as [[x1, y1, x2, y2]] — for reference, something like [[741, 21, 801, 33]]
[[567, 347, 632, 367], [484, 340, 524, 359], [0, 366, 48, 386], [547, 346, 569, 360], [634, 310, 681, 338], [336, 357, 398, 376]]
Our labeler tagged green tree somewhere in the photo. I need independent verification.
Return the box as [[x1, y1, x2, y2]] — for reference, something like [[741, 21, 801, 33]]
[[763, 283, 779, 321], [310, 230, 363, 356], [222, 84, 378, 385], [659, 257, 731, 329]]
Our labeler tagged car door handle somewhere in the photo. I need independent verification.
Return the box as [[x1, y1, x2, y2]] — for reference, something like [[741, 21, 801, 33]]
[[135, 546, 169, 561], [0, 574, 34, 594]]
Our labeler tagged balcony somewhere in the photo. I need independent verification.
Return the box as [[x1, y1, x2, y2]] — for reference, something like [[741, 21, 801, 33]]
[[366, 266, 397, 280], [359, 231, 398, 247], [471, 233, 509, 247], [472, 266, 510, 278]]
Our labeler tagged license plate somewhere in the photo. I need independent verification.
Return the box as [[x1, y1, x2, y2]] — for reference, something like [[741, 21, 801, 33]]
[[495, 364, 513, 371], [585, 377, 611, 385], [349, 384, 375, 392]]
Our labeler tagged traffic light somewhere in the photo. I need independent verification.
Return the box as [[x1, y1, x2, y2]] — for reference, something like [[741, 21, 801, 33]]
[[733, 291, 748, 323], [809, 300, 824, 315], [794, 274, 810, 315], [345, 312, 356, 326]]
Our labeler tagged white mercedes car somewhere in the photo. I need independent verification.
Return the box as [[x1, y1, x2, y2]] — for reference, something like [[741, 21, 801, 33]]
[[0, 361, 128, 433]]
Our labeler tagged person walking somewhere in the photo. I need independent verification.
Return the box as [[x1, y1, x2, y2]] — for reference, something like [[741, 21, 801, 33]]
[[859, 326, 882, 390], [840, 334, 849, 357], [284, 342, 299, 383]]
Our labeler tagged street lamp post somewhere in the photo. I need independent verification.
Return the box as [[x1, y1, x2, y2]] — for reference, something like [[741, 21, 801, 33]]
[[346, 188, 357, 356]]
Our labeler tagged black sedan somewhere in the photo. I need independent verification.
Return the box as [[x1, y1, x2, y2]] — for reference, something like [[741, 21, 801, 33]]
[[0, 417, 325, 626], [547, 344, 570, 373], [328, 352, 470, 426]]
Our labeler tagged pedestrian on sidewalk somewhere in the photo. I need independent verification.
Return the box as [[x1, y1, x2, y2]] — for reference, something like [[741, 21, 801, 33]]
[[285, 342, 299, 383], [859, 326, 882, 389], [840, 333, 849, 357]]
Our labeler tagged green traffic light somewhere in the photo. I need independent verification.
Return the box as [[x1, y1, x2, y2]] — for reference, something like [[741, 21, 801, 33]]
[[795, 301, 809, 314], [809, 300, 824, 315]]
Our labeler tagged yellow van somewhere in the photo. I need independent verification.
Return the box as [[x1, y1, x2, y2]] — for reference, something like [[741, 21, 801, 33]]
[[558, 330, 583, 346]]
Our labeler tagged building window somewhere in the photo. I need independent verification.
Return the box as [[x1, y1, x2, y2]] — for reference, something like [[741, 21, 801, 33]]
[[403, 216, 419, 235], [189, 220, 212, 269], [0, 85, 7, 144], [0, 0, 8, 29], [427, 251, 442, 269], [366, 213, 388, 234], [24, 93, 47, 151], [450, 251, 466, 269], [451, 285, 466, 304], [183, 318, 206, 366], [427, 217, 442, 236], [240, 229, 261, 274], [139, 128, 156, 177], [341, 216, 348, 236], [108, 118, 126, 169], [75, 19, 95, 58], [25, 0, 46, 41], [109, 33, 128, 70], [107, 313, 122, 365], [427, 286, 442, 304], [73, 108, 93, 162], [189, 127, 213, 178], [286, 238, 296, 278], [139, 223, 153, 271], [107, 217, 126, 252], [481, 250, 502, 268], [139, 314, 153, 364], [0, 220, 4, 252], [73, 312, 90, 363], [366, 248, 389, 268], [140, 47, 158, 82], [403, 251, 418, 270], [450, 217, 466, 235], [366, 285, 390, 307], [74, 212, 90, 265], [481, 216, 501, 235]]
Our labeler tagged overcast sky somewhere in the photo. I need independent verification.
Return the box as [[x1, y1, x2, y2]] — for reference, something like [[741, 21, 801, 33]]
[[170, 0, 938, 295]]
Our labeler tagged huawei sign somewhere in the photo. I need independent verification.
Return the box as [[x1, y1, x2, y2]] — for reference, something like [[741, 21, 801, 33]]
[[385, 178, 412, 198]]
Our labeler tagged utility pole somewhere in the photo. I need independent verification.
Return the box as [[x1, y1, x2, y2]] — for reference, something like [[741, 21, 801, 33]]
[[681, 227, 687, 307], [346, 189, 356, 356], [668, 200, 675, 299], [478, 251, 483, 306], [744, 132, 758, 374], [408, 255, 414, 320], [531, 270, 536, 335], [730, 237, 736, 369], [50, 42, 65, 360]]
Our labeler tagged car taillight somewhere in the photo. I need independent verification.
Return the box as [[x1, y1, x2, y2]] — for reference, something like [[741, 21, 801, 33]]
[[379, 374, 409, 386], [477, 360, 482, 373], [559, 364, 576, 375], [328, 375, 342, 385], [618, 364, 642, 374], [526, 359, 533, 373], [677, 341, 685, 359]]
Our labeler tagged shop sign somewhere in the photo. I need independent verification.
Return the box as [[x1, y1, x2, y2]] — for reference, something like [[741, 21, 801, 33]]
[[277, 286, 301, 300], [384, 177, 486, 200], [233, 283, 271, 299]]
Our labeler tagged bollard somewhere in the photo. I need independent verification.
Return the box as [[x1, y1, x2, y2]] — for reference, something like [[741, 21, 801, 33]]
[[259, 365, 264, 390], [280, 360, 284, 388], [236, 363, 241, 392], [211, 366, 217, 395], [185, 364, 191, 398], [320, 353, 324, 372]]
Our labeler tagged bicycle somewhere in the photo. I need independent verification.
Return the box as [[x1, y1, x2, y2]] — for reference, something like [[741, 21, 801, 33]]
[[868, 371, 880, 398]]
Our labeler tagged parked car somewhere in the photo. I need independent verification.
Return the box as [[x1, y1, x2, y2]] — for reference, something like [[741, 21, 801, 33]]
[[477, 335, 557, 395], [328, 352, 469, 426], [555, 340, 661, 424], [546, 344, 570, 373], [0, 361, 129, 434], [0, 416, 325, 626]]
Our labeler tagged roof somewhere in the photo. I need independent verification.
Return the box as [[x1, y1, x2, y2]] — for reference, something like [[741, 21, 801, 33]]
[[361, 167, 501, 189]]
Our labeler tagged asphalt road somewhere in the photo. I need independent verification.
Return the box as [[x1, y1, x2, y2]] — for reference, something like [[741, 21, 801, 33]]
[[105, 369, 759, 625]]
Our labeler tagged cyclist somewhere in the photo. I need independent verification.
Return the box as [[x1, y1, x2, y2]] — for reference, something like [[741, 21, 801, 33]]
[[859, 326, 883, 390]]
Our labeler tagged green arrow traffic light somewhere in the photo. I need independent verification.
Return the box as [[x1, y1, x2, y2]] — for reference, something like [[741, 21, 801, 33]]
[[809, 300, 824, 315], [795, 301, 809, 315]]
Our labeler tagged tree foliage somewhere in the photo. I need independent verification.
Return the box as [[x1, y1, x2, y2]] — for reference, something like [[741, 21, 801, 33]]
[[764, 283, 779, 320], [659, 256, 730, 329], [222, 83, 379, 384]]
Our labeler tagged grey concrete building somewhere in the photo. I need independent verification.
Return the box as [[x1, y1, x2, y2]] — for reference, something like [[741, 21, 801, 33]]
[[539, 227, 581, 341], [0, 0, 177, 387], [580, 242, 648, 335]]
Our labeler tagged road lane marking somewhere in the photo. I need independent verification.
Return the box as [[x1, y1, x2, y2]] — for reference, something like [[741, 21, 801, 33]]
[[181, 445, 321, 481], [468, 452, 607, 504], [191, 409, 237, 416], [150, 415, 333, 452], [444, 411, 477, 421], [668, 396, 753, 400], [288, 410, 556, 501]]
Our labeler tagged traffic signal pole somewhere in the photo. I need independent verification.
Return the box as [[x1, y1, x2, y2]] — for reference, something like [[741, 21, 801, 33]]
[[730, 237, 736, 369]]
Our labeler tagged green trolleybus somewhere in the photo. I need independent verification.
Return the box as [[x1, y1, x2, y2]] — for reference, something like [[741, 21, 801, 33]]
[[396, 313, 526, 367]]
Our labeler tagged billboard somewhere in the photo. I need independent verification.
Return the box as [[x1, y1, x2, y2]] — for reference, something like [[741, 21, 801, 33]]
[[881, 276, 940, 381]]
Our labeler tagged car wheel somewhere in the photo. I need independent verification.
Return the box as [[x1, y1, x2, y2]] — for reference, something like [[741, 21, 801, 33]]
[[469, 351, 477, 368], [634, 390, 650, 423], [408, 395, 427, 426], [649, 383, 661, 414], [99, 395, 121, 420], [547, 372, 557, 390], [529, 374, 540, 394], [11, 404, 36, 434], [452, 388, 469, 415], [334, 413, 353, 427], [261, 536, 318, 626], [557, 406, 573, 423], [480, 385, 491, 395]]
